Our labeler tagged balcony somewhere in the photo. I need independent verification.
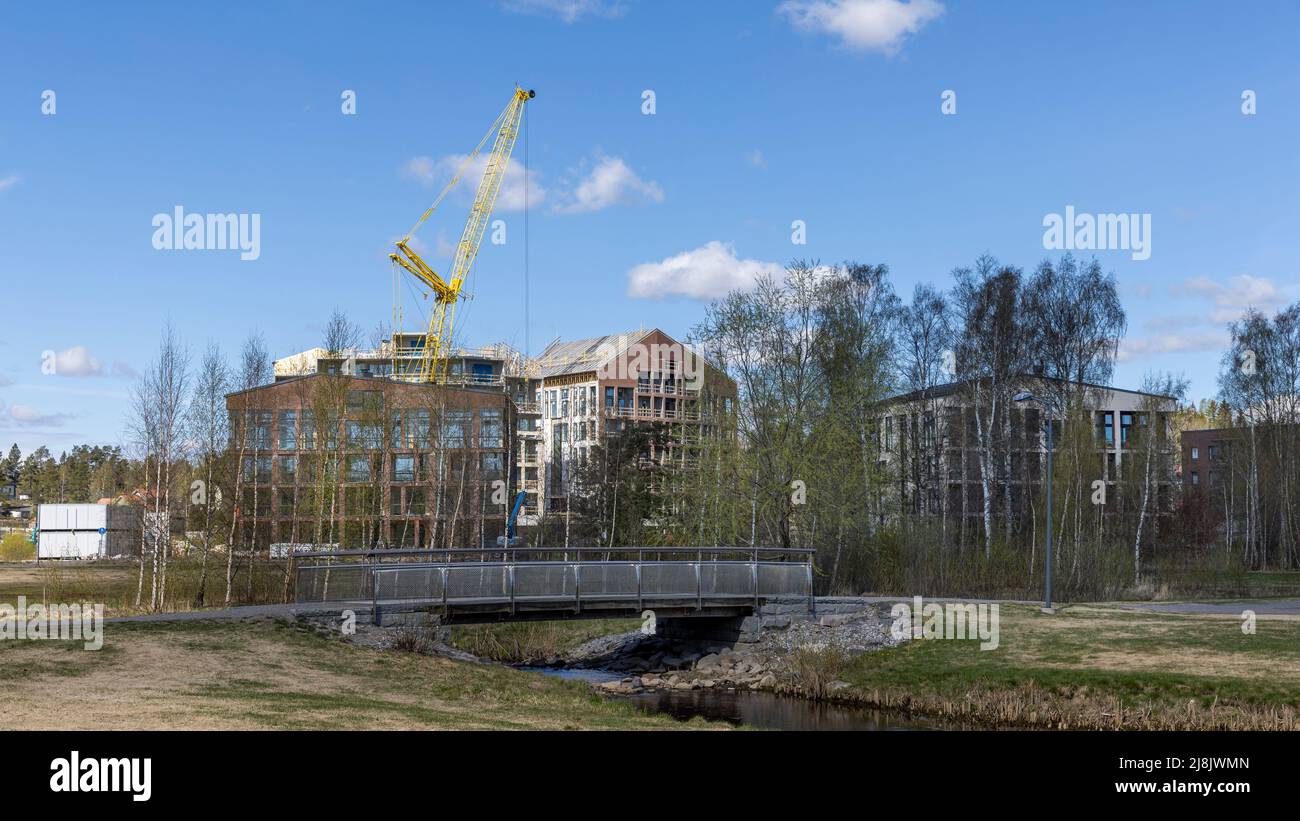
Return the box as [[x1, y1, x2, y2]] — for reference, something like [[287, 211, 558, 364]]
[[602, 406, 701, 422]]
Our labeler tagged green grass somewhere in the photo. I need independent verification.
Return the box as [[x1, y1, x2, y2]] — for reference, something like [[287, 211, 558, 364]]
[[837, 604, 1300, 728], [0, 616, 713, 730]]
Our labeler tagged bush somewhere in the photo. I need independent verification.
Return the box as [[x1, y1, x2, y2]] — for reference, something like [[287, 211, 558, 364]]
[[787, 644, 849, 699], [0, 531, 35, 561]]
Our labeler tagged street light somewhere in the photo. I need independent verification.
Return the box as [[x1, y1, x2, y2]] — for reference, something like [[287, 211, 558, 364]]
[[1013, 390, 1058, 614]]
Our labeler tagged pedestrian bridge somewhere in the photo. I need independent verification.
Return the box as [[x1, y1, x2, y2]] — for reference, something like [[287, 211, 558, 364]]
[[294, 547, 814, 625]]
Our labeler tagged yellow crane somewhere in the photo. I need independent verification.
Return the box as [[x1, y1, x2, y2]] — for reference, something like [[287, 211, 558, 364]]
[[391, 86, 535, 383]]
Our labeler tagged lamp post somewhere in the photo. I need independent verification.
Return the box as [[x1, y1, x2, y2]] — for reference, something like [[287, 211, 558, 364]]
[[1013, 391, 1057, 614]]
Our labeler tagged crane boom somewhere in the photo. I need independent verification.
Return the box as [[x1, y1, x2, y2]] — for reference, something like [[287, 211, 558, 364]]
[[392, 86, 535, 383]]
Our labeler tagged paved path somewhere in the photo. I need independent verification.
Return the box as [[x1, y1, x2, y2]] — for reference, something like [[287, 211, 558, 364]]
[[89, 596, 1300, 624]]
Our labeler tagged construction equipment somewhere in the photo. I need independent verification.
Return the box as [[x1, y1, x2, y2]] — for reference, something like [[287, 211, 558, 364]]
[[495, 490, 528, 547], [391, 86, 535, 384]]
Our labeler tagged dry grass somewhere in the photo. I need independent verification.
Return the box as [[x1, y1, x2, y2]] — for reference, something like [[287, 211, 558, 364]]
[[0, 617, 716, 730]]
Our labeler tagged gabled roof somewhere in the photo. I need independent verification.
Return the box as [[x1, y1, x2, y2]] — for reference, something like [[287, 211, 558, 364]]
[[883, 374, 1175, 405], [535, 329, 654, 378]]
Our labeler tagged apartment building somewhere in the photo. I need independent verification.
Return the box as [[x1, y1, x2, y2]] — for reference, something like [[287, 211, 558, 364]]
[[264, 327, 735, 532], [225, 373, 515, 550], [533, 328, 735, 514], [878, 376, 1178, 526], [1181, 428, 1233, 493]]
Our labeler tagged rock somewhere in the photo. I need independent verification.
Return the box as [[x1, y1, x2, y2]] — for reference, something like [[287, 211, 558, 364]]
[[819, 614, 852, 627], [757, 674, 777, 689], [695, 653, 722, 671]]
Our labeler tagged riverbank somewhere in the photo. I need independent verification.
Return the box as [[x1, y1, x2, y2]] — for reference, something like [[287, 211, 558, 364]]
[[456, 600, 1300, 730]]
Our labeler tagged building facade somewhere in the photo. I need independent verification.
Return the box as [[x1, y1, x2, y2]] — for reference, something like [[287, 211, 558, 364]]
[[225, 374, 515, 550], [533, 329, 736, 514], [265, 327, 736, 537], [878, 376, 1178, 527]]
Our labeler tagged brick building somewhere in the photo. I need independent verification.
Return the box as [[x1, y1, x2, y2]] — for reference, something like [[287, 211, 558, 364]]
[[224, 373, 515, 550]]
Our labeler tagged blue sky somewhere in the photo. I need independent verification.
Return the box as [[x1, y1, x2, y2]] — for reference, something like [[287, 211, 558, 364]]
[[1, 0, 1297, 456]]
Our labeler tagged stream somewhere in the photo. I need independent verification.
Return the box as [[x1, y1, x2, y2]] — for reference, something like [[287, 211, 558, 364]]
[[526, 667, 937, 731]]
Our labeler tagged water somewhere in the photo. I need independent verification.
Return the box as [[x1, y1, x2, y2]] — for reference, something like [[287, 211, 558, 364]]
[[524, 667, 934, 731]]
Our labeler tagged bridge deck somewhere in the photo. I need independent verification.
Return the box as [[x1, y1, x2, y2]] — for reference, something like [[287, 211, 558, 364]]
[[294, 548, 813, 624]]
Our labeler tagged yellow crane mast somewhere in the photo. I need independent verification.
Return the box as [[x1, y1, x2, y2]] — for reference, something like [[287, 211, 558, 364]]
[[391, 86, 535, 383]]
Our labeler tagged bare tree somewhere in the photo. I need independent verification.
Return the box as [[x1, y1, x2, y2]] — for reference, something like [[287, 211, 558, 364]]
[[186, 342, 229, 607], [226, 332, 270, 603]]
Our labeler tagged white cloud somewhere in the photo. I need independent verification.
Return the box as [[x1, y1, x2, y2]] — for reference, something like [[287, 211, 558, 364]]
[[1172, 274, 1284, 323], [403, 154, 545, 212], [748, 149, 767, 169], [52, 345, 104, 377], [778, 0, 944, 55], [502, 0, 628, 23], [1118, 331, 1230, 363], [627, 241, 783, 300], [0, 398, 73, 428], [0, 174, 19, 191], [553, 156, 663, 214]]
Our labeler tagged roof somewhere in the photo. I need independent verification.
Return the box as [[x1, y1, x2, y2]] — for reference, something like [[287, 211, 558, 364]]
[[535, 329, 653, 378], [884, 374, 1176, 406]]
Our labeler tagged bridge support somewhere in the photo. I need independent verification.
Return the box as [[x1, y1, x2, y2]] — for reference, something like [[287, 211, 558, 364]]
[[657, 614, 763, 644]]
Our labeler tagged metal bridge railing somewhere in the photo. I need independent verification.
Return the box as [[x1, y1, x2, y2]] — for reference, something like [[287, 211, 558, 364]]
[[294, 547, 813, 614]]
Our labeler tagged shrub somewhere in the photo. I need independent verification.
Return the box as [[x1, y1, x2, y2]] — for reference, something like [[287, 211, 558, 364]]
[[0, 531, 35, 561], [787, 643, 849, 699]]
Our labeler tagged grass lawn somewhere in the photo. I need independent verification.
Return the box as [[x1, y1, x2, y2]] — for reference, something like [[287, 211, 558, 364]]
[[839, 603, 1300, 729], [0, 617, 716, 730]]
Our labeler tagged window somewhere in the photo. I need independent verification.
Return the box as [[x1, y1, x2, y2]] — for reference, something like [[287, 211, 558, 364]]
[[480, 409, 503, 448], [278, 488, 295, 514], [441, 411, 470, 448], [346, 421, 381, 449], [392, 455, 415, 482], [1191, 447, 1200, 461], [605, 387, 615, 408], [277, 455, 297, 482], [1096, 411, 1114, 446], [407, 409, 430, 448], [243, 455, 272, 482], [588, 385, 596, 412], [277, 410, 297, 449], [346, 390, 382, 414], [884, 416, 894, 451], [300, 411, 315, 449], [246, 411, 272, 450], [482, 452, 504, 478], [1191, 471, 1200, 486], [1120, 412, 1135, 447], [561, 389, 570, 417], [548, 391, 558, 418], [1209, 444, 1220, 459], [347, 456, 371, 482]]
